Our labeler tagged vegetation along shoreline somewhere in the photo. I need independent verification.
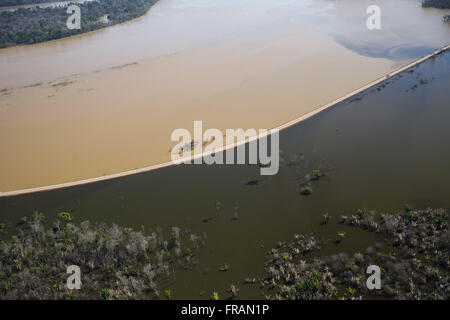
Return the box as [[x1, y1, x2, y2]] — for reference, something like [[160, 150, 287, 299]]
[[0, 0, 159, 48], [0, 206, 447, 299], [1, 0, 449, 49]]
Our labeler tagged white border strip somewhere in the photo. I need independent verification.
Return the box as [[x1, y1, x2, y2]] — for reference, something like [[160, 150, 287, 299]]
[[1, 44, 449, 198]]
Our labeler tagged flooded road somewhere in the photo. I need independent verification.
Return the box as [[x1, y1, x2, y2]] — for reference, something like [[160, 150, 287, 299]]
[[1, 50, 449, 299], [0, 0, 449, 191]]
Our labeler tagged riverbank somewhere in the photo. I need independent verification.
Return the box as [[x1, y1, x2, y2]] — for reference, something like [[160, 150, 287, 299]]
[[0, 0, 159, 48]]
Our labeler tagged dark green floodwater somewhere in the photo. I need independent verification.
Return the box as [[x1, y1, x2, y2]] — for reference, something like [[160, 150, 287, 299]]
[[1, 51, 449, 299]]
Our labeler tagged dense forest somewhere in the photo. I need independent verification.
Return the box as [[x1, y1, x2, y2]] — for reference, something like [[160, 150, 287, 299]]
[[422, 0, 450, 22], [0, 0, 158, 48], [0, 212, 205, 299], [0, 0, 59, 6], [422, 0, 450, 9]]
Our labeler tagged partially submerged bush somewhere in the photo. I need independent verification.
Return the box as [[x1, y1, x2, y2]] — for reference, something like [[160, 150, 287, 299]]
[[312, 169, 322, 179], [403, 203, 412, 212], [300, 186, 313, 195], [336, 231, 346, 243], [321, 212, 330, 225], [58, 212, 72, 223]]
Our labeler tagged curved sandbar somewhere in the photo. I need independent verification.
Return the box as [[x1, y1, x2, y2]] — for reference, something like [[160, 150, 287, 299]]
[[1, 44, 448, 198], [1, 0, 449, 193]]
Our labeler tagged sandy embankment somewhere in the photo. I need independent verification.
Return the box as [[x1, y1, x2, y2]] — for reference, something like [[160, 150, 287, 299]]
[[0, 25, 398, 193], [2, 44, 449, 197]]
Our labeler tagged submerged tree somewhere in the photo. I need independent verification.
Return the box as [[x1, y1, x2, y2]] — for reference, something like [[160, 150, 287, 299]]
[[0, 213, 204, 299]]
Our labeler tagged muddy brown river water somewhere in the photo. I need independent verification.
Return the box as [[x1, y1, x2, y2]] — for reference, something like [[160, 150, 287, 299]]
[[0, 0, 449, 191]]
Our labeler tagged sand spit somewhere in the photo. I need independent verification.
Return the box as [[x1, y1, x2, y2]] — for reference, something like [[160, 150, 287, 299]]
[[1, 44, 448, 198]]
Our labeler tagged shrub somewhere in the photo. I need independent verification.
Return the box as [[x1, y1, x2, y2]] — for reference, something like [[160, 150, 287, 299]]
[[336, 231, 346, 243], [356, 208, 365, 218], [300, 186, 313, 195], [312, 169, 322, 179], [353, 252, 364, 262], [58, 212, 72, 223]]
